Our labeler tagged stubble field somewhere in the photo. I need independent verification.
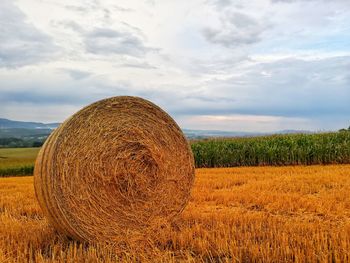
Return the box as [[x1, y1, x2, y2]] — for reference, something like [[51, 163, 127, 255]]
[[1, 165, 349, 262]]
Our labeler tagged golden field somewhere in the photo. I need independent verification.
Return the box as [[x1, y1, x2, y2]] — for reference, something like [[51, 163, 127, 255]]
[[1, 165, 350, 262]]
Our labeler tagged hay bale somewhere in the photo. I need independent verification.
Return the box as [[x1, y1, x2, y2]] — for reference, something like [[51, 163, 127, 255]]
[[34, 96, 195, 243]]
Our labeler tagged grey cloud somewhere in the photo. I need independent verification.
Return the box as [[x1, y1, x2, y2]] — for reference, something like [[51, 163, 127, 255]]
[[195, 56, 350, 118], [211, 0, 232, 8], [64, 5, 89, 13], [65, 2, 133, 13], [64, 3, 133, 26], [271, 0, 348, 2], [0, 90, 81, 105], [139, 56, 350, 122], [52, 20, 157, 58], [112, 5, 134, 12], [64, 0, 100, 13], [202, 26, 261, 47], [208, 0, 245, 10], [84, 28, 154, 57], [145, 0, 155, 7], [230, 12, 259, 28], [202, 12, 266, 47], [1, 54, 348, 131], [0, 0, 58, 68], [61, 69, 93, 80], [0, 78, 130, 106], [186, 54, 250, 76], [120, 22, 145, 37], [54, 20, 156, 57], [57, 21, 85, 33], [120, 62, 157, 69]]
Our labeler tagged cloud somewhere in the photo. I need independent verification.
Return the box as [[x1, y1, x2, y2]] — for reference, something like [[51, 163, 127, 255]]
[[1, 52, 348, 130], [64, 5, 90, 13], [0, 0, 349, 131], [0, 102, 81, 123], [202, 10, 268, 47], [60, 69, 92, 80], [178, 114, 310, 132], [112, 5, 134, 12], [0, 65, 167, 111], [84, 28, 155, 57], [208, 0, 241, 9], [197, 55, 350, 118], [57, 21, 85, 34], [54, 19, 157, 58], [271, 0, 347, 2], [0, 0, 58, 68], [120, 62, 157, 69]]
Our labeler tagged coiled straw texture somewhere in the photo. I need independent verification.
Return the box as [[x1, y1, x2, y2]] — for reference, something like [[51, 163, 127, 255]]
[[34, 96, 195, 243]]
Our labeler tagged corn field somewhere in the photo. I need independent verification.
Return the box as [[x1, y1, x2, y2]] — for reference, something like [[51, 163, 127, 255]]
[[191, 131, 350, 167], [1, 132, 350, 177], [0, 148, 39, 177]]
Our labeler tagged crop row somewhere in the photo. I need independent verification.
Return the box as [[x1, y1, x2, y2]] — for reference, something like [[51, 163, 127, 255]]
[[1, 132, 349, 176], [0, 165, 34, 177], [191, 131, 350, 167]]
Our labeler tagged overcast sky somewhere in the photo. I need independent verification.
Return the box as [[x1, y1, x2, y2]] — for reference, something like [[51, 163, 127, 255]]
[[0, 0, 349, 132]]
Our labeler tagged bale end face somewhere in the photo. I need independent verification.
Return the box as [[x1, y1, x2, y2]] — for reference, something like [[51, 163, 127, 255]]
[[34, 96, 195, 243]]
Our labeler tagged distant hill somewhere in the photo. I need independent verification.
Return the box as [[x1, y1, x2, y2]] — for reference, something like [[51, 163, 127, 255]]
[[182, 129, 263, 139], [0, 118, 59, 147], [277, 129, 313, 135], [0, 128, 53, 139], [0, 117, 314, 141], [182, 129, 313, 139], [0, 118, 59, 129]]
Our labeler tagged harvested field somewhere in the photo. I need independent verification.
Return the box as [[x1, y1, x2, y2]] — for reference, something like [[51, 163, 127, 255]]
[[1, 165, 349, 262]]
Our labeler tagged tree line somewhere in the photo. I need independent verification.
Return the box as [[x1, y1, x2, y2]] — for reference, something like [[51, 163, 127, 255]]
[[0, 138, 44, 148]]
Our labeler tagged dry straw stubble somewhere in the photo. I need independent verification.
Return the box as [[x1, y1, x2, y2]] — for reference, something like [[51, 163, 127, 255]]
[[34, 96, 195, 244]]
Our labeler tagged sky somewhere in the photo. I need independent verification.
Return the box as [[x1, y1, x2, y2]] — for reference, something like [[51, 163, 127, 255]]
[[0, 0, 349, 132]]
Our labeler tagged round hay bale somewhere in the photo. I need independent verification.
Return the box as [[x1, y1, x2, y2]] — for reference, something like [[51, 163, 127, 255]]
[[34, 96, 195, 243]]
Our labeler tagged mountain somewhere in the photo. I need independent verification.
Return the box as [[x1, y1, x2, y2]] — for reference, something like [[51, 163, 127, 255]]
[[0, 118, 59, 129], [0, 119, 59, 145]]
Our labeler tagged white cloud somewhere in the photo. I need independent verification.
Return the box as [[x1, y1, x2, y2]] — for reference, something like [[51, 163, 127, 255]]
[[0, 0, 58, 68]]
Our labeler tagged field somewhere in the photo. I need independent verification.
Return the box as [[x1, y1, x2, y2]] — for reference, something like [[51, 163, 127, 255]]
[[1, 165, 349, 262], [0, 148, 39, 177], [192, 132, 350, 167], [1, 132, 350, 177]]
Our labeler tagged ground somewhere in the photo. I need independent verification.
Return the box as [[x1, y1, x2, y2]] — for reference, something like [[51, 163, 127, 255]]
[[1, 165, 350, 262], [0, 148, 39, 171]]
